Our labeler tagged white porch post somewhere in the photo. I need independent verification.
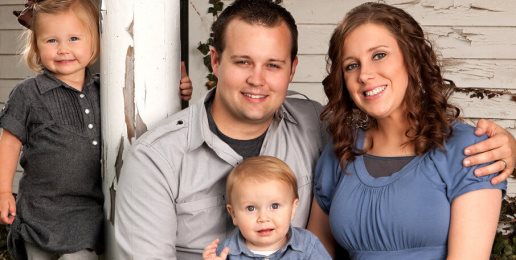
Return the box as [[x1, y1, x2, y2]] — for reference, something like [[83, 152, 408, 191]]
[[99, 0, 181, 258]]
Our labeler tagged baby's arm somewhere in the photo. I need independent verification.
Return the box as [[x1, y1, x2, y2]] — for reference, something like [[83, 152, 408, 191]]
[[203, 238, 229, 260], [0, 129, 21, 224]]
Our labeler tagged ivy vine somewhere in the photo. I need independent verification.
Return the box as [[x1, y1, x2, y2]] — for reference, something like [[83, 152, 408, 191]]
[[197, 0, 283, 90]]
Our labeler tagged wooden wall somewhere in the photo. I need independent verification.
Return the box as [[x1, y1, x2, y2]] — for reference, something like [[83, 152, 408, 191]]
[[0, 1, 33, 105]]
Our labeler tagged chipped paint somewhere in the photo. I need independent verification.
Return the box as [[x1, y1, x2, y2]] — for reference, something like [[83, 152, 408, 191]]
[[454, 87, 509, 99], [123, 46, 136, 142]]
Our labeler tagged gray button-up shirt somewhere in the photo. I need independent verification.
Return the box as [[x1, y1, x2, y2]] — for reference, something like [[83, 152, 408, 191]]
[[115, 89, 327, 259], [0, 70, 104, 254]]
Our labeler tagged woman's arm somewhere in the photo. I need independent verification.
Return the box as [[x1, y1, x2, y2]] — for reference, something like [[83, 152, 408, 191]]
[[447, 188, 502, 260], [307, 198, 336, 258]]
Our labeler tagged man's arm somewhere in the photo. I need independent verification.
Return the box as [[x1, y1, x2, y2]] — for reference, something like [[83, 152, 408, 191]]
[[464, 119, 516, 184], [115, 143, 178, 259]]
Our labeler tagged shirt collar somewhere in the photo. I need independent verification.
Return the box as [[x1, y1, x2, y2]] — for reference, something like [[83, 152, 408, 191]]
[[226, 227, 303, 257], [35, 68, 95, 94], [188, 88, 299, 152]]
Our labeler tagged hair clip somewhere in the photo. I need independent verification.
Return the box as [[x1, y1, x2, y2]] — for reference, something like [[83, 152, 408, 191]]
[[13, 0, 43, 29]]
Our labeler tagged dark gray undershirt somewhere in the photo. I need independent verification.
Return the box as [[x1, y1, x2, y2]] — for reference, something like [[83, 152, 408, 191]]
[[205, 100, 266, 159], [364, 154, 415, 178]]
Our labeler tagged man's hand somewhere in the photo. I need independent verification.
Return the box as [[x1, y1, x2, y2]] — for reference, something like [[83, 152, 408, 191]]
[[463, 119, 516, 184]]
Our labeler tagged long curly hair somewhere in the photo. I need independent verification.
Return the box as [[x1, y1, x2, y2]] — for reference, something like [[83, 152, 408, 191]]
[[321, 2, 460, 168]]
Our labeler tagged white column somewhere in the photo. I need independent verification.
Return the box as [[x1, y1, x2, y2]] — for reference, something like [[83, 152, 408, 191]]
[[100, 0, 181, 258]]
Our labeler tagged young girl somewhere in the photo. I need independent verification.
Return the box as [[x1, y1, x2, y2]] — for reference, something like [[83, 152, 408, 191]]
[[1, 0, 191, 259], [308, 2, 505, 259], [0, 0, 103, 259]]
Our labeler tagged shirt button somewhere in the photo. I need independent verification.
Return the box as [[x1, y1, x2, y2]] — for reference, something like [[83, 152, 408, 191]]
[[92, 140, 98, 146], [85, 109, 90, 114], [79, 94, 85, 98], [88, 124, 94, 129]]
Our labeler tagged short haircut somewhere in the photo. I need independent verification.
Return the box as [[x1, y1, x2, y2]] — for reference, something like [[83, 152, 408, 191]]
[[211, 0, 298, 62], [226, 156, 299, 204], [22, 0, 100, 72]]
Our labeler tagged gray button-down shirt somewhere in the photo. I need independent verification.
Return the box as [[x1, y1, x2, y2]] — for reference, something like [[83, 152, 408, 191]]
[[218, 227, 331, 259], [115, 89, 327, 259]]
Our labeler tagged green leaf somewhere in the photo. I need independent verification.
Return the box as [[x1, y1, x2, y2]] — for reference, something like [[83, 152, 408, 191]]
[[197, 43, 210, 55]]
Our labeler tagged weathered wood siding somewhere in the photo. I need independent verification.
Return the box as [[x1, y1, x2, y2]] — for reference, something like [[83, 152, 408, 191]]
[[0, 2, 33, 105], [187, 0, 516, 193], [0, 2, 30, 193]]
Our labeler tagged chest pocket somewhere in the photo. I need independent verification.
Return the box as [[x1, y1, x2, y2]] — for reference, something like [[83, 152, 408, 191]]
[[175, 195, 230, 248], [27, 105, 54, 140]]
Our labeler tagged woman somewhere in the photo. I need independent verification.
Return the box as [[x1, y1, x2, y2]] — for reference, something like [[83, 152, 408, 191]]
[[307, 2, 505, 259]]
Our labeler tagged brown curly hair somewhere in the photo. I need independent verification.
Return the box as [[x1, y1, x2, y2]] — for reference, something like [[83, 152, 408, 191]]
[[321, 2, 460, 168]]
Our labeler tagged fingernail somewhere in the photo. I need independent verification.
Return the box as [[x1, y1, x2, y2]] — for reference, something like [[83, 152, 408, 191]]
[[474, 169, 480, 176], [464, 149, 471, 155], [464, 159, 471, 167]]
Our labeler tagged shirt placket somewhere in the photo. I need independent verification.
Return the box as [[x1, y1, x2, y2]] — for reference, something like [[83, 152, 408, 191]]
[[78, 91, 98, 147]]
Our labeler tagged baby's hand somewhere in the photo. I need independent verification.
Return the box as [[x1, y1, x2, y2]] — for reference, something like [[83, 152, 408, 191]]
[[203, 238, 229, 260], [0, 192, 16, 224]]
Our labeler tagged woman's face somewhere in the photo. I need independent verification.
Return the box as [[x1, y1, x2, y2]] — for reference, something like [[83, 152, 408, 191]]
[[341, 23, 409, 123]]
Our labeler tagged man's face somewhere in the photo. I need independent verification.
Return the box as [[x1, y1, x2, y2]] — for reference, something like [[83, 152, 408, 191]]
[[210, 19, 298, 138]]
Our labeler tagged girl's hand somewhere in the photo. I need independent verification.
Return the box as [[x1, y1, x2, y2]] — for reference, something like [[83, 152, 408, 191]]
[[203, 238, 229, 260], [0, 192, 16, 224], [463, 119, 516, 184], [180, 62, 193, 101]]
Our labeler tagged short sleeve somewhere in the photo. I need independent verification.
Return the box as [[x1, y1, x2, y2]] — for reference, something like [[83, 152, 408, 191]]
[[429, 123, 506, 201], [0, 82, 31, 143], [314, 143, 344, 214]]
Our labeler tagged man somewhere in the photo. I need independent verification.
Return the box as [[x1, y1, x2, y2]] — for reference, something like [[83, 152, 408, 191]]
[[115, 0, 515, 259]]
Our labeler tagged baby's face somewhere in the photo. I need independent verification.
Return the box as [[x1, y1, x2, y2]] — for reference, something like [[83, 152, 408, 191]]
[[227, 179, 298, 251]]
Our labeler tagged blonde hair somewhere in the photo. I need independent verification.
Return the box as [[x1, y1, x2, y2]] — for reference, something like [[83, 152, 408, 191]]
[[226, 156, 299, 204], [22, 0, 99, 72]]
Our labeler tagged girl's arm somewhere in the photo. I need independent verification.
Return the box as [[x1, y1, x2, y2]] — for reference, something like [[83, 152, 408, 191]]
[[0, 129, 22, 224], [307, 198, 336, 258], [447, 188, 502, 260]]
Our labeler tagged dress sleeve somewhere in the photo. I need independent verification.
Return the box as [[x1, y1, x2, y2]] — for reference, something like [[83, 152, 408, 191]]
[[314, 143, 343, 214], [429, 123, 506, 201], [0, 82, 31, 143]]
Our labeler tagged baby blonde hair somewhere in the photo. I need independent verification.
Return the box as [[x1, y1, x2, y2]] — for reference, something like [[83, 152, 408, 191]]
[[226, 156, 299, 204], [21, 0, 99, 72]]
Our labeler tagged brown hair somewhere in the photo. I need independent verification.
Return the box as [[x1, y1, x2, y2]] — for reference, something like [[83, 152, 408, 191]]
[[226, 156, 299, 204], [21, 0, 99, 72], [321, 2, 460, 167], [211, 0, 298, 63]]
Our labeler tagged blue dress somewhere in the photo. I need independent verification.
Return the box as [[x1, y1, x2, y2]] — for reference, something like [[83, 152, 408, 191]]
[[314, 123, 506, 259]]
